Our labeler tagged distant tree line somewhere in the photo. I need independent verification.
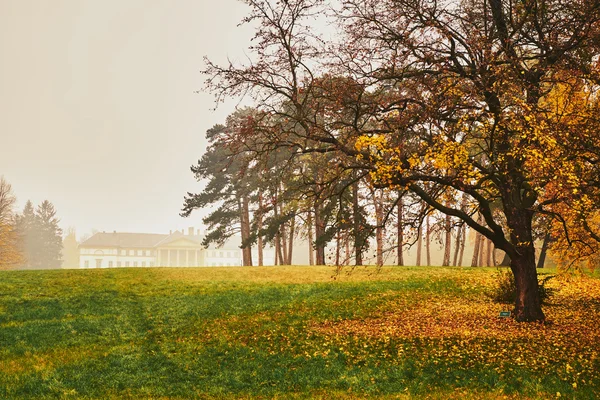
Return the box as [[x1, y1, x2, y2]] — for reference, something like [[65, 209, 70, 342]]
[[0, 176, 64, 269]]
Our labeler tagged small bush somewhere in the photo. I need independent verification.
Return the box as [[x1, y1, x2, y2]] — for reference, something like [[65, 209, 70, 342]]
[[489, 268, 555, 305]]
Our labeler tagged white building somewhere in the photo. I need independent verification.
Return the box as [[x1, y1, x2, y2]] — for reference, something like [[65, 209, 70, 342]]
[[79, 228, 248, 268]]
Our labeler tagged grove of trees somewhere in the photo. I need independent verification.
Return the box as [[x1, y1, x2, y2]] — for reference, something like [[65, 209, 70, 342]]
[[0, 176, 64, 269], [0, 177, 23, 269], [191, 0, 600, 322]]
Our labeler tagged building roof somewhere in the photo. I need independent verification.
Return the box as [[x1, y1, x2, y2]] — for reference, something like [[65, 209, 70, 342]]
[[79, 232, 168, 248], [154, 231, 205, 247], [80, 230, 242, 250]]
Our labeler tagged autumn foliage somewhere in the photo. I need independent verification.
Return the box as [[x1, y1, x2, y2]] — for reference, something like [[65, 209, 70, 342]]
[[204, 0, 600, 322]]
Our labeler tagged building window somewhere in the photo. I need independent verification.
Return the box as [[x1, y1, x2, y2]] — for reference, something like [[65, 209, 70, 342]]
[[150, 262, 154, 267], [95, 259, 102, 268], [125, 261, 130, 267], [120, 249, 125, 255], [108, 261, 113, 267], [142, 262, 146, 267], [84, 260, 89, 268], [133, 261, 138, 267], [219, 251, 223, 258], [227, 251, 231, 258], [117, 261, 121, 267]]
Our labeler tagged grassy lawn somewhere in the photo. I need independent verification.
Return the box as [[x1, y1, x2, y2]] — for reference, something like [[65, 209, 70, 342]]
[[0, 266, 598, 399]]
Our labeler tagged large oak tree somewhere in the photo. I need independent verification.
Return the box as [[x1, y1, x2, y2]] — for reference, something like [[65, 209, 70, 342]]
[[204, 0, 600, 322]]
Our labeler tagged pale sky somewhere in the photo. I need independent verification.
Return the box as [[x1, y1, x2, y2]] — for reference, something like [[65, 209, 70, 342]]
[[0, 0, 254, 238]]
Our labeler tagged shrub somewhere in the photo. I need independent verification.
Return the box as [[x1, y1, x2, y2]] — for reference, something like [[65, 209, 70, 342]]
[[489, 268, 555, 305]]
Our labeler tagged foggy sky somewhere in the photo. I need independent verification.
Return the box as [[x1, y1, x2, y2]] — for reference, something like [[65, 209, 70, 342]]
[[0, 0, 254, 238]]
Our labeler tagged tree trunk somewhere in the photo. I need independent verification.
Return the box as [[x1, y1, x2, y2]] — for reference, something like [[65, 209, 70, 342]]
[[452, 223, 461, 266], [275, 233, 284, 265], [478, 236, 485, 267], [314, 200, 325, 265], [458, 224, 466, 266], [485, 238, 492, 267], [307, 210, 314, 266], [375, 190, 384, 267], [352, 180, 363, 266], [443, 214, 451, 266], [273, 195, 284, 265], [506, 208, 545, 322], [471, 230, 481, 267], [335, 231, 341, 266], [425, 215, 431, 266], [397, 194, 404, 266], [345, 233, 350, 265], [257, 194, 264, 266], [537, 232, 551, 269], [286, 214, 295, 265], [511, 246, 545, 321], [416, 224, 422, 266], [280, 218, 288, 266], [239, 195, 253, 267]]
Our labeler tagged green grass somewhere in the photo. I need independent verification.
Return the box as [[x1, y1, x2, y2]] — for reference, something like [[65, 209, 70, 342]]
[[0, 266, 598, 399]]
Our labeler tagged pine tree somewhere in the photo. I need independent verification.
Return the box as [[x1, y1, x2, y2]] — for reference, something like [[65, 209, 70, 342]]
[[15, 200, 63, 269], [36, 200, 63, 269], [15, 200, 40, 268]]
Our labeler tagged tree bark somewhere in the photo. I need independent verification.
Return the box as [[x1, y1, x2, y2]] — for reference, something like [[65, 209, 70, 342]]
[[452, 223, 461, 267], [443, 214, 452, 266], [375, 189, 384, 267], [257, 194, 264, 266], [471, 230, 481, 267], [273, 194, 284, 266], [511, 245, 545, 321], [425, 215, 431, 266], [280, 211, 288, 266], [478, 236, 485, 267], [345, 233, 350, 265], [537, 232, 551, 269], [307, 210, 314, 266], [314, 200, 326, 265], [397, 194, 404, 266], [506, 208, 545, 322], [240, 195, 253, 266], [416, 224, 422, 266], [485, 238, 492, 267], [352, 180, 363, 266], [458, 224, 466, 266], [286, 214, 295, 265], [335, 231, 341, 266], [275, 233, 284, 265]]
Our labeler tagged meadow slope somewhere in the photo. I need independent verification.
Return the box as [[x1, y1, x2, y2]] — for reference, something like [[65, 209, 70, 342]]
[[0, 266, 598, 399]]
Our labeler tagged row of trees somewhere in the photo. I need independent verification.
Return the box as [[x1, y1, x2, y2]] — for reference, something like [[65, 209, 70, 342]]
[[182, 112, 505, 269], [0, 176, 64, 269], [192, 0, 600, 322]]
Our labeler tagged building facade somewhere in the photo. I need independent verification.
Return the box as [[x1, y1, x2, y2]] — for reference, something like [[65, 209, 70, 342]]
[[79, 228, 244, 268]]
